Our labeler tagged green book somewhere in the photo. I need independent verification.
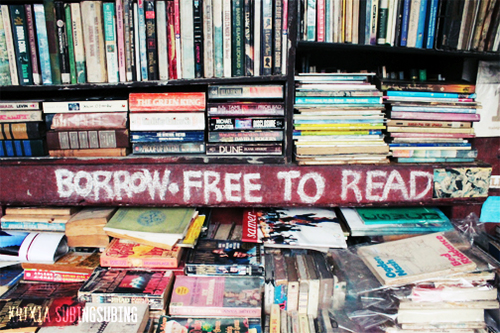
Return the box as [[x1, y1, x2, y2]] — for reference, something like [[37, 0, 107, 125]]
[[355, 207, 450, 225], [103, 207, 197, 249], [64, 3, 76, 84]]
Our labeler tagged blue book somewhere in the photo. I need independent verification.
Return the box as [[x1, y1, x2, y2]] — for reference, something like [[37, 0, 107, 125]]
[[425, 0, 438, 49], [399, 0, 411, 46], [294, 119, 384, 124], [395, 149, 478, 158], [364, 0, 372, 44], [389, 142, 471, 148], [295, 97, 382, 104], [293, 129, 383, 135], [3, 141, 14, 157], [391, 106, 478, 113], [415, 0, 428, 48], [1, 221, 66, 232], [137, 0, 148, 81], [386, 91, 476, 99], [33, 4, 52, 84], [103, 3, 119, 83], [397, 157, 476, 163], [130, 131, 205, 143]]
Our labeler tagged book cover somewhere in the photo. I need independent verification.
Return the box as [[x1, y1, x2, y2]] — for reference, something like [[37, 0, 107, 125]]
[[137, 0, 148, 81], [0, 264, 23, 295], [1, 4, 19, 85], [206, 142, 283, 155], [46, 129, 129, 150], [185, 240, 264, 276], [193, 0, 204, 78], [132, 142, 206, 154], [208, 85, 284, 99], [169, 275, 263, 317], [209, 117, 285, 131], [180, 0, 195, 79], [145, 0, 158, 80], [25, 4, 41, 85], [273, 0, 283, 75], [262, 0, 273, 75], [100, 238, 183, 268], [243, 207, 347, 250], [0, 231, 68, 263], [208, 102, 286, 116], [414, 0, 428, 48], [166, 0, 178, 79], [103, 207, 197, 249], [156, 1, 168, 81], [70, 2, 87, 83], [243, 0, 253, 76], [0, 110, 43, 122], [254, 0, 262, 76], [208, 131, 284, 143], [45, 112, 128, 130], [54, 1, 70, 84], [129, 92, 206, 112], [78, 267, 174, 310], [103, 2, 119, 83], [357, 231, 478, 286], [42, 100, 128, 113], [0, 6, 12, 86], [232, 0, 245, 77], [213, 0, 224, 77], [156, 316, 262, 333], [131, 131, 205, 142], [129, 112, 205, 131], [9, 5, 33, 85], [354, 206, 450, 225]]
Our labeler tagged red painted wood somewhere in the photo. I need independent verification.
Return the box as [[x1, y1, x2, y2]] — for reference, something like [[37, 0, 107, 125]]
[[0, 162, 490, 207]]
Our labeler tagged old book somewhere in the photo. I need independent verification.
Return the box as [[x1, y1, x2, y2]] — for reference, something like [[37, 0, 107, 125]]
[[309, 251, 334, 310], [129, 92, 206, 111], [285, 256, 300, 313], [304, 254, 320, 318], [22, 251, 100, 283], [0, 214, 73, 232], [45, 112, 128, 130], [169, 275, 263, 317], [0, 139, 46, 157], [129, 112, 205, 131], [100, 238, 184, 268], [78, 267, 174, 310], [295, 254, 310, 315], [48, 148, 129, 157], [42, 100, 128, 113], [65, 207, 115, 240], [24, 4, 41, 85], [103, 207, 198, 249], [397, 308, 485, 324], [0, 231, 68, 263], [81, 1, 107, 82], [54, 1, 70, 84], [5, 206, 78, 216], [357, 232, 478, 287], [69, 2, 86, 83], [0, 110, 42, 122], [156, 316, 262, 333], [0, 122, 45, 140], [0, 5, 17, 85], [46, 129, 129, 150], [9, 5, 33, 85]]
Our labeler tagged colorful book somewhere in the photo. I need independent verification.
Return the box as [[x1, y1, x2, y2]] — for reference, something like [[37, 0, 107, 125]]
[[78, 267, 174, 310], [156, 316, 262, 333], [137, 0, 148, 81], [25, 4, 41, 85], [0, 231, 68, 263], [129, 92, 206, 111], [169, 275, 263, 316], [0, 139, 46, 157], [130, 131, 205, 142], [213, 0, 223, 77], [103, 207, 198, 249], [386, 91, 476, 99], [166, 0, 177, 79], [103, 2, 119, 83], [244, 0, 253, 76], [206, 142, 283, 155], [132, 142, 206, 154], [390, 111, 481, 122], [9, 5, 33, 85], [207, 102, 285, 116], [0, 214, 70, 232], [63, 3, 76, 84], [0, 110, 43, 122], [231, 0, 245, 77], [45, 129, 130, 150], [354, 206, 450, 225], [193, 0, 204, 78], [261, 0, 273, 75], [145, 0, 158, 80], [295, 96, 383, 104], [0, 264, 24, 295], [54, 1, 70, 84], [0, 6, 12, 85], [208, 85, 284, 99], [0, 122, 45, 140], [209, 117, 285, 131], [208, 131, 284, 142], [156, 0, 168, 80], [100, 238, 183, 268], [45, 112, 128, 130]]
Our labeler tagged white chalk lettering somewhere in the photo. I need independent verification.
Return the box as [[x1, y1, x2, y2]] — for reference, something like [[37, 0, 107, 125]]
[[92, 171, 113, 200], [224, 173, 242, 202], [277, 171, 301, 201], [382, 170, 409, 200], [184, 171, 203, 202], [297, 173, 325, 203], [366, 171, 386, 201], [243, 173, 262, 203], [55, 169, 74, 197], [410, 171, 433, 199], [74, 171, 93, 197], [204, 171, 222, 203], [113, 171, 132, 199], [341, 170, 363, 202]]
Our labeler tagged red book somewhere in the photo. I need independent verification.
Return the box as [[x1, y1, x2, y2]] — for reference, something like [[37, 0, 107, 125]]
[[100, 238, 184, 268], [166, 0, 177, 79], [316, 0, 325, 42], [390, 111, 481, 122], [242, 209, 260, 243], [46, 129, 130, 150], [128, 92, 206, 111]]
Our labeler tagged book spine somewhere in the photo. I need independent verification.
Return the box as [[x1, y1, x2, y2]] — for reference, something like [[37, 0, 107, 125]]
[[262, 0, 273, 75], [399, 0, 410, 46], [386, 90, 474, 98], [282, 0, 288, 74], [202, 0, 214, 78], [130, 1, 138, 81], [209, 117, 285, 130], [345, 0, 353, 43], [33, 5, 51, 85], [128, 92, 206, 112], [54, 1, 70, 84], [392, 148, 478, 158], [0, 101, 41, 110], [295, 96, 381, 103], [213, 0, 224, 77], [414, 0, 428, 48], [0, 139, 46, 157], [207, 102, 285, 115], [114, 0, 126, 81], [24, 5, 41, 85], [103, 3, 119, 83], [390, 111, 480, 121], [137, 0, 148, 81], [253, 0, 261, 76], [369, 0, 379, 44], [244, 0, 253, 76], [208, 85, 284, 98], [42, 100, 128, 113], [193, 0, 204, 78], [79, 293, 164, 311], [156, 1, 169, 81], [0, 110, 43, 122], [46, 112, 128, 130], [10, 5, 34, 85], [132, 142, 206, 154], [316, 0, 325, 41], [145, 0, 158, 80], [208, 131, 284, 142], [478, 0, 498, 51], [0, 6, 12, 85], [306, 0, 317, 40], [0, 122, 44, 140], [130, 130, 205, 142], [63, 4, 77, 84], [174, 0, 182, 79], [274, 0, 283, 74], [70, 3, 87, 83], [1, 221, 65, 232], [1, 5, 18, 85], [185, 263, 263, 276], [122, 0, 132, 80], [377, 0, 389, 44], [129, 112, 206, 131], [222, 0, 232, 77], [179, 0, 195, 79], [166, 1, 177, 79], [232, 0, 245, 77], [24, 269, 91, 283], [425, 0, 438, 48], [81, 1, 107, 83], [100, 256, 178, 268], [206, 142, 283, 155], [406, 0, 420, 47], [46, 129, 129, 150]]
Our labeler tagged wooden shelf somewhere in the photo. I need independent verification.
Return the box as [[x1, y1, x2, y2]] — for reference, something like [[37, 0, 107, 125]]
[[0, 159, 491, 207]]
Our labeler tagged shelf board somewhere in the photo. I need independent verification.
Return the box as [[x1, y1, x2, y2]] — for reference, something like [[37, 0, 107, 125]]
[[0, 159, 491, 207], [297, 42, 500, 60]]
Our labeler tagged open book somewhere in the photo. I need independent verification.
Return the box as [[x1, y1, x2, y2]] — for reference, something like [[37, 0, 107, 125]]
[[0, 231, 68, 263]]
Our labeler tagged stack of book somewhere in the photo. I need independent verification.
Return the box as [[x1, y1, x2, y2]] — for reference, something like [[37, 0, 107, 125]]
[[382, 82, 480, 163], [0, 0, 289, 86], [206, 84, 285, 156], [293, 72, 390, 165], [64, 207, 116, 248], [129, 92, 206, 155], [299, 0, 500, 52], [1, 206, 79, 233], [43, 99, 130, 157], [0, 100, 46, 157]]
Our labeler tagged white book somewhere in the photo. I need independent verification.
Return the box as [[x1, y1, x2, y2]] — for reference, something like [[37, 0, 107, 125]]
[[213, 0, 223, 77], [42, 100, 128, 113], [33, 4, 52, 85], [81, 1, 108, 83], [129, 112, 206, 131], [222, 0, 232, 77], [203, 0, 214, 78], [137, 0, 148, 81], [397, 308, 485, 324], [254, 0, 262, 76], [1, 5, 18, 85], [156, 1, 169, 80], [70, 3, 87, 83], [103, 3, 119, 83], [333, 0, 341, 43], [180, 0, 195, 79], [385, 0, 396, 45], [406, 0, 421, 47], [352, 0, 359, 44]]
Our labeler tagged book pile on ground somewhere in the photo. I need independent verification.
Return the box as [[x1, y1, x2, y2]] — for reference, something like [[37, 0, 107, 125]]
[[129, 92, 206, 155], [0, 230, 69, 263], [65, 207, 115, 248], [42, 99, 129, 157], [299, 0, 500, 53], [382, 82, 481, 163], [206, 84, 285, 156], [1, 206, 80, 233], [0, 100, 46, 157], [156, 316, 262, 333], [338, 206, 455, 237], [293, 72, 390, 165]]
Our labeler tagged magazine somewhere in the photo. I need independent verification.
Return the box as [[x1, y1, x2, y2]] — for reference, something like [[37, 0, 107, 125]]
[[0, 231, 68, 263]]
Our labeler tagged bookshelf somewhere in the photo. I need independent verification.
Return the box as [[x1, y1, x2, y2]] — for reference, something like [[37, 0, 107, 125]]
[[0, 0, 498, 216]]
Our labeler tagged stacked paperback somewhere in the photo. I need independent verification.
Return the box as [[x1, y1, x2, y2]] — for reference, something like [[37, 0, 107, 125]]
[[206, 84, 285, 156], [382, 82, 480, 163], [43, 99, 129, 157], [129, 92, 206, 154], [0, 100, 46, 157], [293, 72, 389, 165]]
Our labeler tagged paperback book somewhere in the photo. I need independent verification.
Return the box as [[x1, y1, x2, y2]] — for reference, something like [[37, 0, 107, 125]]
[[156, 316, 262, 333]]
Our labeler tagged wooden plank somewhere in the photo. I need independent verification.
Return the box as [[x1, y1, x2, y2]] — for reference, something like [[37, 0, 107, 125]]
[[0, 162, 491, 206]]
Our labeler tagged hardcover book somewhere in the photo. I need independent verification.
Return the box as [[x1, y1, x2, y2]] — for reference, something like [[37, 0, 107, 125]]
[[156, 316, 262, 333], [357, 231, 478, 286], [185, 240, 264, 276], [129, 112, 205, 131], [65, 207, 116, 248], [45, 112, 128, 131], [0, 122, 45, 140], [78, 267, 174, 310], [100, 238, 184, 268], [103, 207, 198, 249], [129, 92, 206, 111], [169, 275, 263, 317], [46, 129, 130, 150]]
